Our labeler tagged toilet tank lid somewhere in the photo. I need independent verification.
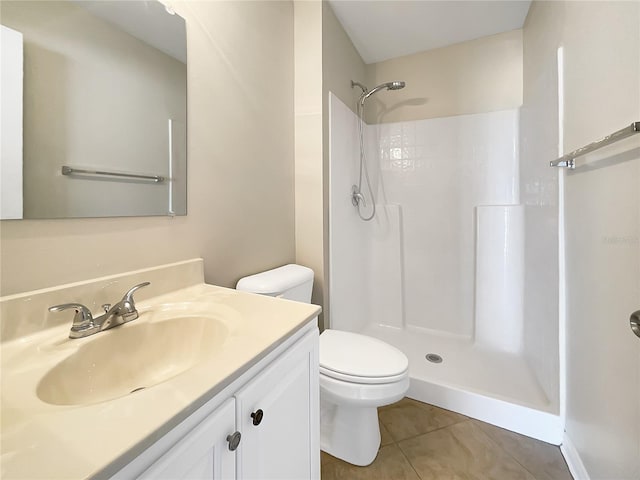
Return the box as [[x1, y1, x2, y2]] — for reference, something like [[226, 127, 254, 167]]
[[236, 264, 314, 295]]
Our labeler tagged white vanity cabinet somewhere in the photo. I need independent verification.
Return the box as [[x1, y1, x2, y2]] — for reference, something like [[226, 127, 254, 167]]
[[139, 398, 237, 479], [235, 326, 319, 480], [128, 325, 319, 480]]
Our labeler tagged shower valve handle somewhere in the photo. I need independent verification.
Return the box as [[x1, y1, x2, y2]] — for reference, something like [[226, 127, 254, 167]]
[[631, 310, 640, 339]]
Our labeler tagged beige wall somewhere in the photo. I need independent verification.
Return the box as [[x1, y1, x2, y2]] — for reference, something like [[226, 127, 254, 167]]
[[292, 1, 366, 328], [560, 2, 639, 476], [322, 1, 367, 115], [365, 29, 523, 124], [524, 1, 639, 477], [0, 0, 295, 296], [2, 1, 186, 218], [294, 1, 325, 323]]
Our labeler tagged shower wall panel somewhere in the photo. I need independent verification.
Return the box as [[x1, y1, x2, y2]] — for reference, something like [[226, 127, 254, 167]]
[[328, 93, 372, 333], [329, 94, 404, 332], [375, 109, 520, 337], [519, 25, 560, 411], [366, 203, 404, 330], [329, 94, 521, 339]]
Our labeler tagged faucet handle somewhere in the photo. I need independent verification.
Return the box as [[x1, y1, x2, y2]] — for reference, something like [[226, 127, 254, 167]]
[[49, 302, 93, 319], [123, 282, 150, 304], [49, 303, 98, 338], [113, 282, 150, 322]]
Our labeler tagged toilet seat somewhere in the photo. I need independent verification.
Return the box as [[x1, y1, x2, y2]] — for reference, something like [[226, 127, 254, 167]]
[[320, 329, 408, 384], [320, 370, 410, 408], [319, 366, 407, 384]]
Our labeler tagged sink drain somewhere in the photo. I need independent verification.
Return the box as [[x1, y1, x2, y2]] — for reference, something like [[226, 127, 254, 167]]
[[425, 353, 443, 364], [130, 387, 146, 394]]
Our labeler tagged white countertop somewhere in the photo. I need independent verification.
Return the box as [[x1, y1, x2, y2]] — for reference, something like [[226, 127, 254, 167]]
[[1, 282, 320, 479]]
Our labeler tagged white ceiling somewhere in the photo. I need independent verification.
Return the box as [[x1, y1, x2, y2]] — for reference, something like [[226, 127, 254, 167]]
[[73, 0, 186, 63], [328, 0, 531, 64]]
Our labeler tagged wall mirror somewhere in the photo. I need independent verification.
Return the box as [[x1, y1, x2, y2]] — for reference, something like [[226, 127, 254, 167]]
[[0, 0, 187, 219]]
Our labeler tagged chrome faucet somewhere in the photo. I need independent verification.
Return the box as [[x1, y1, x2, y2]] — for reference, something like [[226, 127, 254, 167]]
[[49, 282, 150, 339]]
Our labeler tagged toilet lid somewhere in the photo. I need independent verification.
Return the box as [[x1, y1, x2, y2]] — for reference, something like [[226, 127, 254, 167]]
[[319, 330, 408, 384]]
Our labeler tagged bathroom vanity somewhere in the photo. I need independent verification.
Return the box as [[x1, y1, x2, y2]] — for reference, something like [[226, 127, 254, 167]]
[[0, 260, 321, 479], [121, 319, 318, 480]]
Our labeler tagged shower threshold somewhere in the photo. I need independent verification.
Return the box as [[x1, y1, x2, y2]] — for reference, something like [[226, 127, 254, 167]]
[[361, 324, 562, 445]]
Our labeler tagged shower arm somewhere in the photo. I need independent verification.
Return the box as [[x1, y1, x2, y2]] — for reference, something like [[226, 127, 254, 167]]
[[351, 80, 367, 95], [360, 84, 389, 104]]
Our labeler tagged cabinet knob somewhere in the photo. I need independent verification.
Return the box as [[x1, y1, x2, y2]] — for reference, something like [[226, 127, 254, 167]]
[[226, 431, 241, 451], [251, 409, 264, 426]]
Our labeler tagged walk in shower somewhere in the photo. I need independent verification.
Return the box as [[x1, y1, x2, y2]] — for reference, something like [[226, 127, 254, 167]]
[[328, 92, 561, 443]]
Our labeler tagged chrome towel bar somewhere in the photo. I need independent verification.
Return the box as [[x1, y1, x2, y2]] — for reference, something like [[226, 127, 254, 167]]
[[61, 166, 165, 183], [550, 121, 640, 169]]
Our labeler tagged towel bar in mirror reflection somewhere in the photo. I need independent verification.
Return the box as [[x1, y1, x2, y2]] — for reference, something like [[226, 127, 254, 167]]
[[0, 0, 187, 219]]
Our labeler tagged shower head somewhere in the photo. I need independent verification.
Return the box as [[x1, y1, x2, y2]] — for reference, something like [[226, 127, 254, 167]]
[[387, 81, 406, 90], [359, 81, 405, 104]]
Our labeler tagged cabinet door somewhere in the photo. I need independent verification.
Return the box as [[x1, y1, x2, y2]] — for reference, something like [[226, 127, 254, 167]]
[[235, 329, 319, 480], [139, 398, 237, 480]]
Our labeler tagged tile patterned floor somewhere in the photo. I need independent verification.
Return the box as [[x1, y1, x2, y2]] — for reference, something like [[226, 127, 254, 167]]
[[321, 398, 573, 480]]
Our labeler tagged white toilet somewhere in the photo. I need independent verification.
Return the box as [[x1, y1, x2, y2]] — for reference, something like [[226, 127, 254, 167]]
[[236, 264, 409, 466]]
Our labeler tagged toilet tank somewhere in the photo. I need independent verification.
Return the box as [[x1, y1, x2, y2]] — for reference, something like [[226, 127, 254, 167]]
[[236, 264, 314, 303]]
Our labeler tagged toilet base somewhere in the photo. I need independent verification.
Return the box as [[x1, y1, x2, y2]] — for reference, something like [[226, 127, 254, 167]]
[[320, 398, 381, 466]]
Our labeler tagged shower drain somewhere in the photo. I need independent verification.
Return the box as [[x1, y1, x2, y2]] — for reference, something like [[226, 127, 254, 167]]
[[425, 353, 443, 364]]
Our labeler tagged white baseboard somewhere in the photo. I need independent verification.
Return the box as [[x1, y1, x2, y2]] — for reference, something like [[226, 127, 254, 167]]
[[561, 433, 590, 480]]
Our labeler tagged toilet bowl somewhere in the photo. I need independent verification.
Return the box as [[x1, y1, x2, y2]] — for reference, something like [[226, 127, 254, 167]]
[[236, 264, 410, 466], [319, 329, 409, 466]]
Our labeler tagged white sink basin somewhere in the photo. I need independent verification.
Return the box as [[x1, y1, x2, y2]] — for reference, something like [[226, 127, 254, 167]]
[[36, 316, 229, 406]]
